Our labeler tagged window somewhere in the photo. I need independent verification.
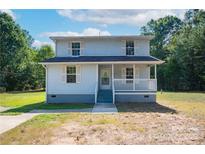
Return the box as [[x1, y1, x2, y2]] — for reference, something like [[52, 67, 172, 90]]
[[72, 42, 80, 56], [67, 66, 76, 83], [101, 71, 109, 85], [126, 40, 134, 56], [126, 68, 133, 83]]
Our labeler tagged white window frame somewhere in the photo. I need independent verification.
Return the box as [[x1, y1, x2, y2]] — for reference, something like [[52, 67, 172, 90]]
[[126, 40, 135, 56], [71, 41, 81, 57], [66, 65, 81, 84]]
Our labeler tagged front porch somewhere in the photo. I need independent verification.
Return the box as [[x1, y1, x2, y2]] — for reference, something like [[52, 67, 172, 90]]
[[95, 63, 157, 103]]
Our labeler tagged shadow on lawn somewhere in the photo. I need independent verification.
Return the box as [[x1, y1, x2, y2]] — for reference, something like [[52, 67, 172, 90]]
[[1, 102, 93, 115], [116, 102, 177, 113]]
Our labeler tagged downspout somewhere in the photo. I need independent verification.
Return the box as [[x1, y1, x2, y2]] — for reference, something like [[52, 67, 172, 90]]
[[42, 64, 48, 104]]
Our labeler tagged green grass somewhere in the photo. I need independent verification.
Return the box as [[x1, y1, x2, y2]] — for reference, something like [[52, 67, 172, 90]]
[[0, 114, 80, 144], [0, 92, 93, 115], [0, 91, 45, 107], [157, 92, 205, 118]]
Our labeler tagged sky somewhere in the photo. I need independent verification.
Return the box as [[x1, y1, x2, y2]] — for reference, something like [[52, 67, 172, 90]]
[[0, 9, 187, 48]]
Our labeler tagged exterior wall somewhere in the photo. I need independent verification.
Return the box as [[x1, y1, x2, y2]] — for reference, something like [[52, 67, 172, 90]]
[[47, 64, 97, 95], [115, 93, 156, 103], [55, 40, 69, 57], [55, 39, 150, 57]]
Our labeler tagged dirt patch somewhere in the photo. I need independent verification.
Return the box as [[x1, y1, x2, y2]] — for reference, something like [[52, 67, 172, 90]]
[[51, 113, 205, 144]]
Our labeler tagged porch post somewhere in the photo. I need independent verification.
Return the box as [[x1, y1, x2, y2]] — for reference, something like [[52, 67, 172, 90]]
[[154, 64, 157, 79], [112, 64, 115, 104], [133, 64, 135, 90], [95, 64, 98, 104]]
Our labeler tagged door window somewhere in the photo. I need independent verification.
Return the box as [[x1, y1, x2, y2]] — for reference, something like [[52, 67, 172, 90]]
[[101, 71, 109, 85]]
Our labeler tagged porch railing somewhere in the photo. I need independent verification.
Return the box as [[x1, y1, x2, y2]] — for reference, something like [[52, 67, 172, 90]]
[[113, 79, 157, 91]]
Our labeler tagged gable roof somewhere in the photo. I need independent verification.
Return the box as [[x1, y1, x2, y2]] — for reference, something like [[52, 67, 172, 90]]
[[40, 56, 164, 64]]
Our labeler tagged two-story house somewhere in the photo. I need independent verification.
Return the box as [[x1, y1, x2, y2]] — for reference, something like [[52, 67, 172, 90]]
[[40, 35, 164, 104]]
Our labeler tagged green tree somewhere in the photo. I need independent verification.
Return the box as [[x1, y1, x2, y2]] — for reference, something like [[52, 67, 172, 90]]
[[141, 9, 205, 91], [168, 10, 205, 90], [141, 16, 183, 90], [32, 45, 54, 89], [0, 12, 34, 91]]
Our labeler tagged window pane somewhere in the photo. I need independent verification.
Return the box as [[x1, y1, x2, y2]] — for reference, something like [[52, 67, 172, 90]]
[[126, 48, 134, 55], [72, 42, 80, 48], [126, 41, 134, 48], [126, 40, 134, 55], [72, 49, 80, 56], [102, 77, 109, 85], [126, 68, 133, 79], [67, 66, 76, 74], [67, 75, 76, 83]]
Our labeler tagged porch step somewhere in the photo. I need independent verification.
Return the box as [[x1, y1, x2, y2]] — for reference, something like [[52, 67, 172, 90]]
[[97, 90, 113, 103]]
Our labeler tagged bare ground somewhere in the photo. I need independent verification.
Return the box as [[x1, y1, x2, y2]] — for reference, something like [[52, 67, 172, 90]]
[[51, 112, 205, 144]]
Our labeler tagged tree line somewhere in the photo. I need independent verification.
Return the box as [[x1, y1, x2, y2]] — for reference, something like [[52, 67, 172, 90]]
[[141, 9, 205, 91], [0, 10, 205, 92], [0, 13, 54, 91]]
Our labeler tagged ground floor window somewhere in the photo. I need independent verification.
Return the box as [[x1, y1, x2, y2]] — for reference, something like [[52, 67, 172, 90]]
[[126, 68, 133, 83], [66, 65, 81, 83]]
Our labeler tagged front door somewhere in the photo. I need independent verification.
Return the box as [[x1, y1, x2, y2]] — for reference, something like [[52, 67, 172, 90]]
[[100, 68, 112, 90]]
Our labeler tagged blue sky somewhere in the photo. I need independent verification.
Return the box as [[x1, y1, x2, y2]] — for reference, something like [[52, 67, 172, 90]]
[[1, 9, 186, 48]]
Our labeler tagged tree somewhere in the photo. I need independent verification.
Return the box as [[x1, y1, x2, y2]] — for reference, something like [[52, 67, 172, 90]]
[[167, 10, 205, 90], [141, 9, 205, 91], [32, 45, 54, 89], [0, 12, 34, 91], [141, 16, 183, 90]]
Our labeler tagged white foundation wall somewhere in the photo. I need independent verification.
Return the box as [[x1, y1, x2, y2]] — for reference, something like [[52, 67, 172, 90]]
[[55, 39, 150, 57], [47, 64, 97, 94]]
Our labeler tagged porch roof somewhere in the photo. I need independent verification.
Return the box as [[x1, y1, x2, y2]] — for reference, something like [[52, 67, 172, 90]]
[[40, 56, 164, 64]]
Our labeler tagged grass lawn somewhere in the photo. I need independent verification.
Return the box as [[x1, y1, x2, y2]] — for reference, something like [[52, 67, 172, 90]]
[[0, 91, 205, 144], [0, 92, 93, 115], [157, 92, 205, 118]]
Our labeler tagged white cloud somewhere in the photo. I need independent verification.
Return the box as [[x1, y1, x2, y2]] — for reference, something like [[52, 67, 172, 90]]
[[32, 40, 54, 49], [40, 27, 111, 37], [57, 9, 186, 26], [0, 9, 16, 20]]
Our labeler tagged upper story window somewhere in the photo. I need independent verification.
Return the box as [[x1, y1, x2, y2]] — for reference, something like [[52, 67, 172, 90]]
[[126, 40, 134, 56], [72, 42, 80, 56]]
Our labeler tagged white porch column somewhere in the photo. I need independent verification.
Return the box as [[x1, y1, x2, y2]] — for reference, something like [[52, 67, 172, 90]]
[[112, 64, 115, 104], [133, 64, 135, 90], [95, 64, 98, 104], [154, 64, 157, 79]]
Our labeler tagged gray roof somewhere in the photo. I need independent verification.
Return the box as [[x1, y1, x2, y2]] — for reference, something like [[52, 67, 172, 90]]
[[42, 56, 163, 64], [50, 35, 154, 41]]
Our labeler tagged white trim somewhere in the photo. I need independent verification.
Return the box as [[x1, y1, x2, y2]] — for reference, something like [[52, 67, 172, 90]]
[[66, 65, 81, 84], [112, 64, 115, 104], [40, 61, 164, 65], [71, 41, 81, 56], [95, 64, 98, 104], [42, 65, 48, 103], [133, 64, 135, 90], [154, 64, 157, 79], [50, 35, 154, 41]]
